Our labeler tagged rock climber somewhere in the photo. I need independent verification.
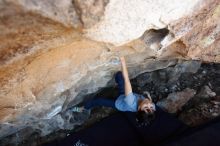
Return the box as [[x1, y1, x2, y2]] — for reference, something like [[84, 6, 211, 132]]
[[72, 56, 156, 124]]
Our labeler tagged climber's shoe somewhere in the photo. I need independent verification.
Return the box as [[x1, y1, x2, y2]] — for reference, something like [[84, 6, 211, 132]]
[[70, 106, 85, 113]]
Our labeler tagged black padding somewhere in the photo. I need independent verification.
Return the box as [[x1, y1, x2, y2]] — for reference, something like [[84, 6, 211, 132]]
[[44, 113, 141, 146], [160, 117, 220, 146], [44, 107, 188, 146], [123, 106, 188, 146], [44, 109, 220, 146]]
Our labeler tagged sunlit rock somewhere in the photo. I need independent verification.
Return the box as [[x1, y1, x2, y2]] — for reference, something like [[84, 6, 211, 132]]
[[85, 0, 202, 45], [0, 0, 220, 145]]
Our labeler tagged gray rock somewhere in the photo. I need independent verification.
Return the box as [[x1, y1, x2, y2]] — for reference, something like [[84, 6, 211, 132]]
[[197, 85, 216, 99], [136, 72, 153, 87], [167, 60, 201, 83], [157, 88, 196, 113]]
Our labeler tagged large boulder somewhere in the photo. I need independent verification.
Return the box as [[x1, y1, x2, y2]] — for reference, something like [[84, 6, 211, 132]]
[[5, 0, 109, 28], [157, 88, 196, 113], [5, 0, 220, 62], [0, 0, 220, 145], [0, 4, 176, 142], [85, 0, 202, 45]]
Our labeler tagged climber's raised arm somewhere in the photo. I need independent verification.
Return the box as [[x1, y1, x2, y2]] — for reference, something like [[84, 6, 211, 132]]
[[120, 57, 132, 96]]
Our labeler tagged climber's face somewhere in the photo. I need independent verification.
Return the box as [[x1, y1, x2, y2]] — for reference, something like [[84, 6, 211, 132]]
[[138, 99, 156, 114]]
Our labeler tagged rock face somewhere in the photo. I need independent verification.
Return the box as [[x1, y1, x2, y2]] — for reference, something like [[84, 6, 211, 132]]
[[5, 0, 81, 28], [5, 0, 220, 61], [157, 88, 196, 113], [5, 0, 109, 28], [85, 0, 202, 45], [0, 3, 174, 142], [133, 62, 220, 127], [197, 86, 216, 99], [0, 0, 220, 145]]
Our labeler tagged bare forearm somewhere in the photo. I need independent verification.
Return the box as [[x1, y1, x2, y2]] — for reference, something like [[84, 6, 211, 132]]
[[120, 57, 132, 96]]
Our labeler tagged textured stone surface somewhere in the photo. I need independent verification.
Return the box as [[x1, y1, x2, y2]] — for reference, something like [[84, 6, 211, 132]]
[[0, 0, 220, 145], [132, 62, 220, 127], [5, 0, 220, 61], [73, 0, 109, 28], [5, 0, 81, 28], [157, 88, 196, 113], [5, 0, 109, 28], [0, 3, 175, 142], [85, 0, 202, 45], [162, 0, 220, 62], [0, 4, 78, 66], [197, 86, 216, 99]]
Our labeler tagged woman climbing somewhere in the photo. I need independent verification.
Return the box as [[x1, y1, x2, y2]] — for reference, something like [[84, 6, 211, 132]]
[[72, 57, 156, 124]]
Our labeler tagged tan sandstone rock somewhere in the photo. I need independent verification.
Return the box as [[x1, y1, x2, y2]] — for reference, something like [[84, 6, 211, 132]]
[[0, 3, 175, 139], [0, 0, 220, 143], [85, 0, 202, 45]]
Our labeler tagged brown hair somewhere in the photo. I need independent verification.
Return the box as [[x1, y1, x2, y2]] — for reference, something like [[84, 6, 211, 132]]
[[136, 111, 155, 127]]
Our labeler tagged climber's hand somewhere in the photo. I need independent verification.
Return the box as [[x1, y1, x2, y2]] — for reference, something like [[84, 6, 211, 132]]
[[120, 56, 126, 66]]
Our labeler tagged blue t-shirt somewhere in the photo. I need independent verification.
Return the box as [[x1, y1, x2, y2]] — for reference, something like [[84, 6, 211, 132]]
[[115, 92, 145, 112]]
